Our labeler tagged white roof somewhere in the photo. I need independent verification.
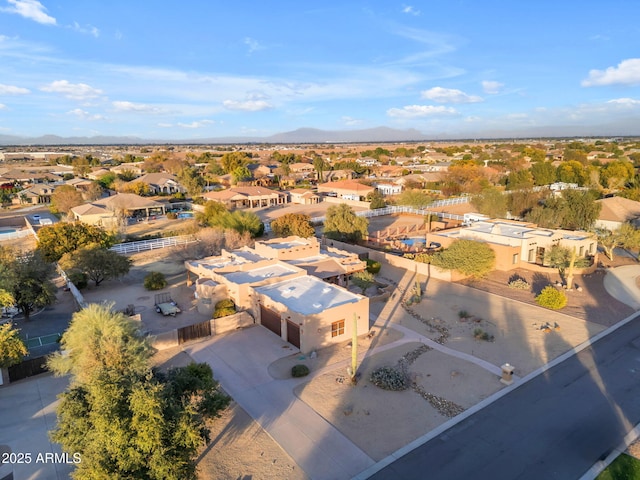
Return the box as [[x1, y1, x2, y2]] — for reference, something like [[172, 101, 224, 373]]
[[223, 263, 298, 284], [255, 275, 362, 315]]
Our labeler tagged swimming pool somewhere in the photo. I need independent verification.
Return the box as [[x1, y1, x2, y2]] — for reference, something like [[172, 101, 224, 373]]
[[177, 212, 194, 219], [0, 227, 17, 235], [400, 237, 427, 247]]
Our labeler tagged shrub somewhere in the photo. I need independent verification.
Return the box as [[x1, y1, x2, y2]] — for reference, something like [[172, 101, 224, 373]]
[[366, 259, 381, 274], [473, 328, 495, 342], [166, 212, 178, 220], [291, 364, 310, 378], [144, 271, 167, 290], [214, 299, 235, 310], [68, 271, 88, 289], [414, 253, 432, 264], [370, 366, 409, 391], [508, 278, 530, 290], [213, 307, 235, 319], [535, 286, 567, 310], [430, 239, 495, 277], [458, 310, 470, 319]]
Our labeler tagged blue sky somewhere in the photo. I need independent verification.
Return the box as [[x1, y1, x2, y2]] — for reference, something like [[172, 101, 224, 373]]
[[0, 0, 639, 139]]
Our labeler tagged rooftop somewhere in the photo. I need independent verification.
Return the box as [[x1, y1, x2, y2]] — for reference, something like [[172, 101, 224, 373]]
[[222, 263, 299, 284], [255, 275, 362, 315]]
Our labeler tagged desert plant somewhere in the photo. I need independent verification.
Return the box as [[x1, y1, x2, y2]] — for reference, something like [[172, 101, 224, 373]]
[[213, 298, 236, 319], [166, 212, 178, 220], [536, 286, 567, 309], [508, 278, 530, 290], [473, 328, 495, 342], [458, 310, 470, 319], [366, 259, 381, 274], [414, 253, 432, 264], [291, 364, 310, 378], [370, 366, 409, 391], [214, 299, 235, 310], [143, 271, 167, 290], [68, 271, 88, 289]]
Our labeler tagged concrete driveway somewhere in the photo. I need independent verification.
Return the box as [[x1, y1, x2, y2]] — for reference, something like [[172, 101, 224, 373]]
[[604, 265, 640, 310], [183, 325, 375, 480]]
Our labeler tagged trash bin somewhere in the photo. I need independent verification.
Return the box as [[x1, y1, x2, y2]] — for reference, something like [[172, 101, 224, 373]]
[[501, 363, 514, 385]]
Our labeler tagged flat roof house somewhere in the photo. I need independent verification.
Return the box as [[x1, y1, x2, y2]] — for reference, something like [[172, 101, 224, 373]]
[[202, 186, 288, 209], [316, 180, 375, 201]]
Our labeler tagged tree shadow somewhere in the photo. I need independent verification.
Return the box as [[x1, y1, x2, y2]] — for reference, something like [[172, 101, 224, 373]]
[[531, 272, 552, 295]]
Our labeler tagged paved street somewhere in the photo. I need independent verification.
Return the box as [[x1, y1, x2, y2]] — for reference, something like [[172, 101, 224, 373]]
[[367, 312, 640, 480]]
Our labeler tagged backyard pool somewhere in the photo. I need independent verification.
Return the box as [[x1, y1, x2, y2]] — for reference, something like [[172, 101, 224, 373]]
[[400, 237, 427, 247], [0, 227, 17, 235], [177, 212, 194, 219]]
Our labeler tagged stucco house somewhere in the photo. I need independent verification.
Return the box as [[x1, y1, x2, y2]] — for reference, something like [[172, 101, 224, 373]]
[[185, 236, 368, 352], [131, 173, 185, 195], [427, 219, 596, 271], [316, 180, 375, 201], [288, 188, 320, 205], [202, 186, 288, 208], [594, 196, 640, 231], [70, 193, 167, 226]]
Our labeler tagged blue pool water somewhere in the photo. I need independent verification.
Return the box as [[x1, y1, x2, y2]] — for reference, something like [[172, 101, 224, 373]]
[[177, 212, 194, 219], [0, 228, 17, 235], [400, 237, 426, 246]]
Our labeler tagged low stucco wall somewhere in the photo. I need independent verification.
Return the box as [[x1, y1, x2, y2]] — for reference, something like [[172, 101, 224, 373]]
[[322, 197, 371, 209], [150, 330, 179, 350], [213, 311, 254, 335]]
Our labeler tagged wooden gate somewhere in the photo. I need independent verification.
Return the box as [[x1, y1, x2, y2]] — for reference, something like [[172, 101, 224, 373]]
[[286, 321, 301, 349], [8, 356, 48, 382], [178, 320, 212, 345], [260, 305, 281, 337]]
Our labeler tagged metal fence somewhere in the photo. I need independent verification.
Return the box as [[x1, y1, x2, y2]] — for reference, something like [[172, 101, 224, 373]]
[[110, 235, 198, 255]]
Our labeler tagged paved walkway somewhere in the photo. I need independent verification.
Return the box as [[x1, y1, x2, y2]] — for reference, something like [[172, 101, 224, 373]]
[[603, 265, 640, 310], [184, 326, 375, 480]]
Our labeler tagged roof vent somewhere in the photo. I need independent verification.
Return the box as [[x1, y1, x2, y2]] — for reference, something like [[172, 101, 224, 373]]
[[312, 303, 322, 309]]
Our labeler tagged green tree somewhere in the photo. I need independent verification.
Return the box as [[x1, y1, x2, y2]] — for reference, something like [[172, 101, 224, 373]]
[[50, 185, 84, 215], [48, 304, 230, 479], [530, 162, 557, 186], [37, 222, 116, 262], [395, 189, 433, 208], [59, 245, 131, 286], [556, 161, 587, 185], [0, 322, 28, 368], [220, 152, 249, 174], [270, 213, 315, 238], [600, 160, 634, 190], [313, 156, 327, 183], [471, 187, 507, 218], [177, 166, 204, 197], [351, 270, 375, 295], [11, 251, 57, 320], [505, 169, 534, 190], [324, 203, 369, 243], [367, 189, 387, 209], [561, 189, 601, 231], [431, 239, 495, 277], [231, 166, 252, 184], [596, 223, 640, 260]]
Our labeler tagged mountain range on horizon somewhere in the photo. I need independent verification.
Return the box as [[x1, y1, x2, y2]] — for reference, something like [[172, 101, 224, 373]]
[[0, 122, 639, 147]]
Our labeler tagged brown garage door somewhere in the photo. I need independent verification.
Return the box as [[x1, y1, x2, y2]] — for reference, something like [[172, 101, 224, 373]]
[[287, 321, 300, 349], [260, 305, 281, 337]]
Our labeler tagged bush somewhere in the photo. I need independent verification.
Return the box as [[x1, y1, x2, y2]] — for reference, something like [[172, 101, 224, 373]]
[[291, 364, 310, 378], [473, 328, 495, 342], [366, 259, 381, 274], [414, 253, 432, 264], [213, 298, 236, 319], [68, 271, 88, 289], [214, 299, 235, 310], [535, 286, 567, 310], [508, 278, 530, 290], [213, 307, 236, 319], [144, 271, 167, 290], [430, 239, 495, 277], [370, 366, 409, 391], [166, 212, 178, 220]]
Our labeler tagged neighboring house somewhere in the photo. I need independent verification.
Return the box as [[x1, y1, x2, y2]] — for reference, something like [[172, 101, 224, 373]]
[[316, 180, 375, 201], [427, 219, 596, 271], [289, 162, 316, 178], [594, 196, 640, 231], [110, 163, 143, 177], [0, 169, 62, 187], [131, 173, 185, 194], [69, 203, 117, 227], [322, 169, 353, 182], [71, 193, 167, 226], [375, 183, 402, 196], [12, 184, 57, 205], [65, 177, 95, 191], [87, 168, 112, 180], [202, 186, 288, 208], [288, 188, 320, 205], [185, 236, 368, 353]]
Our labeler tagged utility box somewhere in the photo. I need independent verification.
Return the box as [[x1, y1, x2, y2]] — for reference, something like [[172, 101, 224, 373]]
[[500, 363, 514, 385]]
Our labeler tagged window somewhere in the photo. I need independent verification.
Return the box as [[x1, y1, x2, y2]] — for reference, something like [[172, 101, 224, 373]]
[[331, 320, 345, 337], [528, 249, 535, 262], [579, 246, 584, 256], [512, 253, 519, 264]]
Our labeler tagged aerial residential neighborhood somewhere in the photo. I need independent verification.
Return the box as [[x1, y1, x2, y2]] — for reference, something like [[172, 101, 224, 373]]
[[2, 1, 640, 479], [1, 137, 640, 480]]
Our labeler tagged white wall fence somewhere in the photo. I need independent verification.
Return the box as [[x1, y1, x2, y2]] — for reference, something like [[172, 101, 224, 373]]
[[110, 235, 198, 255], [0, 229, 34, 241]]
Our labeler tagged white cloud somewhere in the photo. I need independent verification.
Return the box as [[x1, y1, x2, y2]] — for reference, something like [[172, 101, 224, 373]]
[[223, 99, 273, 111], [67, 108, 105, 121], [607, 98, 640, 107], [112, 100, 162, 114], [582, 58, 640, 87], [341, 116, 363, 126], [40, 80, 103, 100], [0, 103, 6, 110], [387, 104, 456, 118], [71, 22, 99, 37], [244, 37, 264, 54], [177, 120, 214, 128], [421, 87, 482, 104], [402, 5, 420, 16], [482, 80, 504, 94], [0, 83, 30, 95], [2, 0, 56, 25]]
